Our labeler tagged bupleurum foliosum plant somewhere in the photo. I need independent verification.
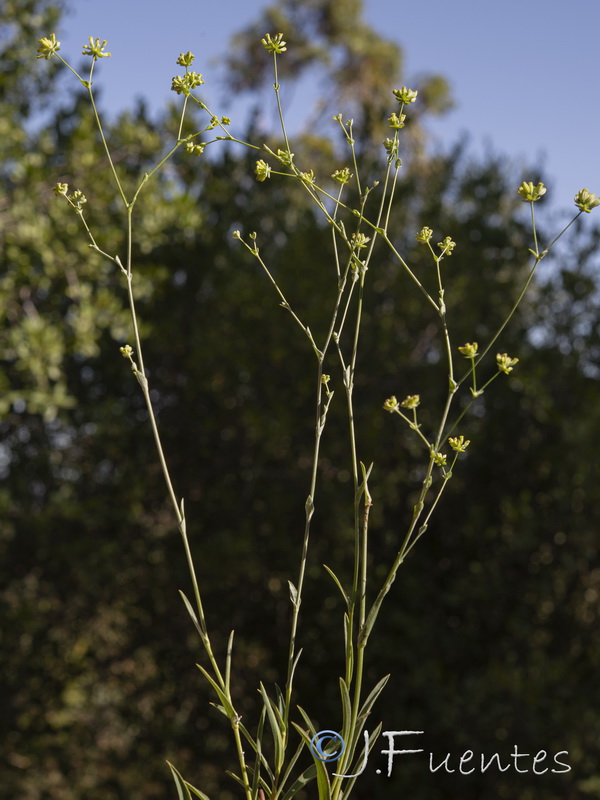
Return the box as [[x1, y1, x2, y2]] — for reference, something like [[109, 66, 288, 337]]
[[37, 30, 600, 800]]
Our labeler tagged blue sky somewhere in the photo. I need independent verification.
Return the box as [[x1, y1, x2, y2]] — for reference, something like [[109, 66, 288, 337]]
[[57, 0, 599, 214]]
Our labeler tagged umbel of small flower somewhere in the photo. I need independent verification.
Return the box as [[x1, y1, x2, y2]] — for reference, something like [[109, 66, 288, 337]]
[[351, 233, 370, 249], [36, 33, 60, 59], [177, 51, 195, 67], [261, 33, 287, 54], [517, 181, 546, 202], [255, 160, 271, 182], [171, 72, 204, 96], [431, 450, 447, 467], [437, 236, 456, 255], [496, 353, 519, 374], [458, 342, 478, 358], [448, 435, 470, 453], [393, 86, 418, 104], [185, 143, 205, 156], [400, 394, 420, 409], [82, 37, 111, 59], [388, 112, 406, 129], [574, 188, 600, 214], [416, 227, 433, 244], [332, 167, 353, 185]]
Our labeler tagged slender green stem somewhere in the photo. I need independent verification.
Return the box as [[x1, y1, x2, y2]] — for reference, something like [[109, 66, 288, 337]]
[[86, 67, 129, 208]]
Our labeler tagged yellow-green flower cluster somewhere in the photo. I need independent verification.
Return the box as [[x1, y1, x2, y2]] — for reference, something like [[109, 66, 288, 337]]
[[36, 33, 60, 59], [458, 342, 478, 358], [332, 167, 353, 184], [438, 236, 456, 255], [448, 435, 470, 452], [517, 181, 546, 202], [393, 86, 418, 104], [383, 396, 399, 412], [431, 450, 447, 466], [171, 72, 204, 96], [400, 394, 420, 409], [351, 233, 370, 249], [255, 160, 271, 182], [299, 169, 316, 185], [574, 188, 600, 213], [176, 51, 195, 67], [496, 353, 519, 374], [416, 227, 433, 244], [53, 183, 86, 212], [82, 37, 111, 59], [261, 33, 287, 54], [185, 142, 205, 156], [388, 112, 406, 129]]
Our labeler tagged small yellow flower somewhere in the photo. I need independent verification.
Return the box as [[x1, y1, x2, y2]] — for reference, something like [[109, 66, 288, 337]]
[[81, 37, 111, 59], [185, 142, 205, 156], [176, 51, 195, 67], [458, 342, 478, 358], [448, 435, 470, 452], [393, 86, 418, 104], [36, 33, 60, 59], [517, 181, 546, 202], [574, 188, 600, 213], [431, 450, 447, 466], [351, 233, 370, 249], [437, 236, 456, 255], [388, 112, 406, 129], [383, 396, 399, 412], [400, 394, 420, 409], [299, 169, 316, 185], [496, 353, 519, 374], [332, 167, 352, 185], [261, 33, 287, 54], [255, 160, 271, 182], [415, 227, 433, 244], [171, 72, 204, 95]]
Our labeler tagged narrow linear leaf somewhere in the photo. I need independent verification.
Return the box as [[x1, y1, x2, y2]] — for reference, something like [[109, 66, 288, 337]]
[[179, 590, 205, 639], [323, 564, 350, 607], [357, 674, 390, 725], [339, 677, 352, 739], [289, 647, 303, 687], [259, 683, 285, 772], [278, 730, 310, 796], [225, 770, 246, 788], [225, 629, 235, 693], [196, 664, 233, 716], [292, 721, 331, 800], [340, 723, 383, 800], [167, 762, 192, 800]]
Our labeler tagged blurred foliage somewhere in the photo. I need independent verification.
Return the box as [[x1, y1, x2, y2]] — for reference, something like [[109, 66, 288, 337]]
[[1, 1, 599, 799]]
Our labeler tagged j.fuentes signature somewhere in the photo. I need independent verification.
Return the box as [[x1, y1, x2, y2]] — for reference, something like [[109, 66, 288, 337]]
[[309, 730, 571, 778]]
